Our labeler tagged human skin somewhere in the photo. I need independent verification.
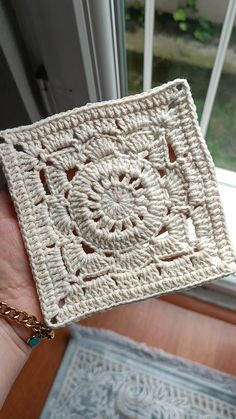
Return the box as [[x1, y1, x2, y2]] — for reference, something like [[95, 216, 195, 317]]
[[0, 187, 43, 409]]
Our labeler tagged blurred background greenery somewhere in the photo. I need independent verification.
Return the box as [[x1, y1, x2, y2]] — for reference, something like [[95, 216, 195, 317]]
[[125, 0, 236, 171]]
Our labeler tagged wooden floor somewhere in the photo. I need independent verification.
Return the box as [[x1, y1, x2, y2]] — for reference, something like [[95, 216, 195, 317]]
[[1, 295, 236, 419]]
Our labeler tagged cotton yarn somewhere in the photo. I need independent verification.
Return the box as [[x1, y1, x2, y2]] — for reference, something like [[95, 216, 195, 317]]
[[0, 79, 235, 328]]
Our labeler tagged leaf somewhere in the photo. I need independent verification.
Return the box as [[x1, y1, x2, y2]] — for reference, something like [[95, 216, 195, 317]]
[[197, 16, 211, 30], [179, 22, 188, 31], [193, 29, 205, 42], [173, 7, 186, 22], [193, 29, 212, 43], [187, 0, 197, 10]]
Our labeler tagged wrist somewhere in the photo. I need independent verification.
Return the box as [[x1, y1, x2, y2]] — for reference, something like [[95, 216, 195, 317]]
[[0, 316, 32, 409], [0, 300, 54, 352], [0, 315, 32, 355], [0, 299, 54, 409]]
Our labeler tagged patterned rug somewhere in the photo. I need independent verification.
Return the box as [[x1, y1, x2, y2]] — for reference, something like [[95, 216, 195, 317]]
[[40, 325, 236, 419]]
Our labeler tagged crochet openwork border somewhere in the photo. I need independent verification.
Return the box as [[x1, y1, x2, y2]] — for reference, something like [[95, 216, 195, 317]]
[[0, 79, 235, 328]]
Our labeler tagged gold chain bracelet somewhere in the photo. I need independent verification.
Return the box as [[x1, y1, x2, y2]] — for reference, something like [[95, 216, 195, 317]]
[[0, 301, 55, 347]]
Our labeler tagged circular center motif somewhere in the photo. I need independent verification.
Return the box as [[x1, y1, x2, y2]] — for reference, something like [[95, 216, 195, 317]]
[[100, 186, 134, 219], [68, 157, 165, 250]]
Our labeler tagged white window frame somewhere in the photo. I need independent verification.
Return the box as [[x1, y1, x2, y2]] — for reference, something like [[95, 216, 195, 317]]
[[1, 0, 127, 119], [143, 0, 236, 306]]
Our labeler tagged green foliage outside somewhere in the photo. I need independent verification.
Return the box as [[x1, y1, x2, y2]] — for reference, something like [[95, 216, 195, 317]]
[[125, 1, 236, 171], [172, 0, 214, 43], [126, 0, 214, 43]]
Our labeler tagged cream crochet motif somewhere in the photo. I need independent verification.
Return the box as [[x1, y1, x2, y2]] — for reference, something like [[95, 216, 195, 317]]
[[0, 79, 235, 328]]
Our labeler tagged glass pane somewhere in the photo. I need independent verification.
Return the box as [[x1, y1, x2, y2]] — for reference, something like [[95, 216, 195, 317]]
[[125, 1, 236, 171], [207, 72, 236, 171], [125, 1, 144, 95]]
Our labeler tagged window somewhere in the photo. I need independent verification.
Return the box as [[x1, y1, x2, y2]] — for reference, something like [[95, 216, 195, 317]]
[[125, 0, 236, 304], [1, 0, 235, 306]]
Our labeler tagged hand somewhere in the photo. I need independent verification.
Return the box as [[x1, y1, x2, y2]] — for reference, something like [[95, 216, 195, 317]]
[[0, 187, 43, 323], [0, 187, 42, 408]]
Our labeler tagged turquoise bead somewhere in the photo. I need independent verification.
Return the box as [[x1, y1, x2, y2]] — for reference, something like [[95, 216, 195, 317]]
[[27, 335, 41, 348]]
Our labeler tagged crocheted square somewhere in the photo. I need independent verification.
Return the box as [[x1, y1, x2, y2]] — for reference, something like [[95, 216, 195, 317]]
[[0, 79, 235, 328]]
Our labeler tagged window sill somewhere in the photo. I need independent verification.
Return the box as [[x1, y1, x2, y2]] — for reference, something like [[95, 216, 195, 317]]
[[216, 167, 236, 251], [189, 167, 236, 308]]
